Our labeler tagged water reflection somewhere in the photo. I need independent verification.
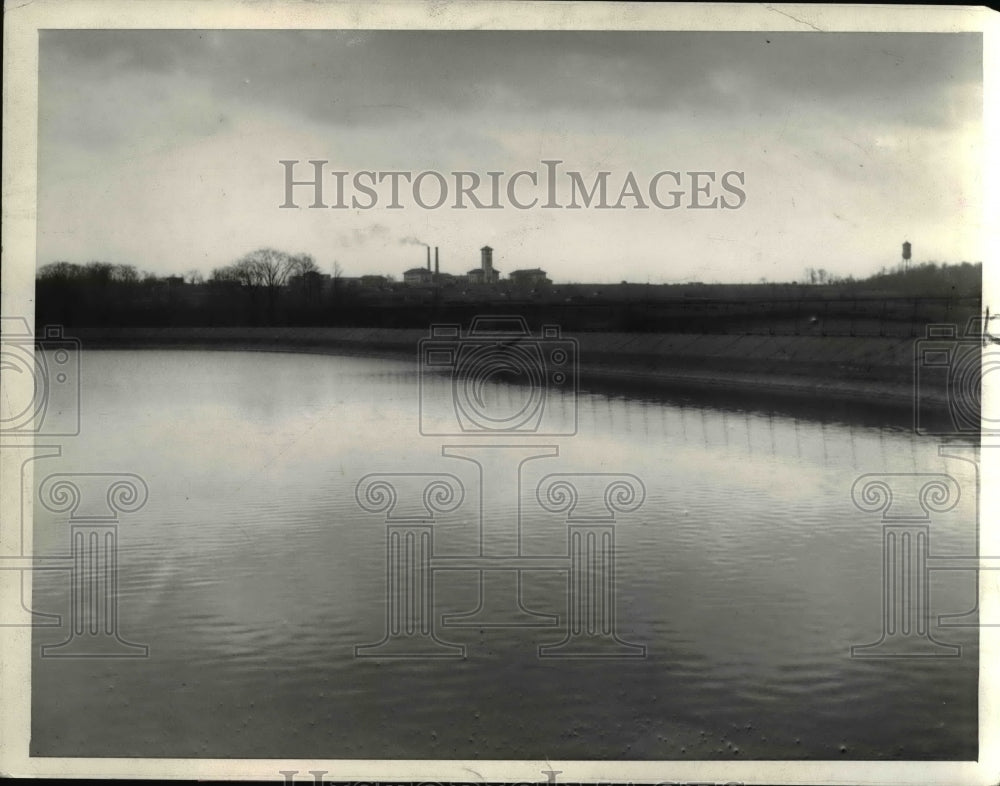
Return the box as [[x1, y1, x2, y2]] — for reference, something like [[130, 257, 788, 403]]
[[31, 350, 977, 760]]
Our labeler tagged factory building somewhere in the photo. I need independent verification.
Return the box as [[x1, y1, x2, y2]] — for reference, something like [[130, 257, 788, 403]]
[[400, 243, 513, 286], [403, 267, 433, 285], [404, 245, 442, 285], [508, 268, 551, 287], [467, 245, 500, 284]]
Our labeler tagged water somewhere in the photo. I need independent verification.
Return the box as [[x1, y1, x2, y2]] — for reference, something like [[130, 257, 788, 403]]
[[31, 350, 978, 759]]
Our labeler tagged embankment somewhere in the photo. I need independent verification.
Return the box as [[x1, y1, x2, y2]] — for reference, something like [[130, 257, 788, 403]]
[[68, 326, 943, 416]]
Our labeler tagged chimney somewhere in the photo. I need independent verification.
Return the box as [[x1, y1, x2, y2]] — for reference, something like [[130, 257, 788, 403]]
[[435, 247, 439, 275], [426, 246, 431, 271]]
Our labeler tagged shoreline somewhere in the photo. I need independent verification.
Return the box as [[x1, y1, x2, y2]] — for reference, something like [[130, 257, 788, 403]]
[[66, 326, 947, 422]]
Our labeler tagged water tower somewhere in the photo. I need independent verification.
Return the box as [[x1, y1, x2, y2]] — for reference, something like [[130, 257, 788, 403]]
[[902, 240, 912, 271]]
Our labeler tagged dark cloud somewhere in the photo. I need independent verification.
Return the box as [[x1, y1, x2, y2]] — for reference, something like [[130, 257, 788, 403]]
[[41, 30, 982, 130], [35, 30, 983, 282]]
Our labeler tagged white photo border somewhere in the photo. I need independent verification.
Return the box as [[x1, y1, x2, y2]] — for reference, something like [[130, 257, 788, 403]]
[[2, 2, 997, 783]]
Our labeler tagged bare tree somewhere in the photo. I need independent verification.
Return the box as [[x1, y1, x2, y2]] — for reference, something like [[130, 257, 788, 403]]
[[210, 265, 242, 284], [287, 253, 318, 279], [85, 261, 115, 284], [237, 248, 298, 323], [112, 264, 140, 284], [234, 248, 280, 288], [209, 249, 325, 323], [330, 259, 344, 304], [38, 261, 81, 281]]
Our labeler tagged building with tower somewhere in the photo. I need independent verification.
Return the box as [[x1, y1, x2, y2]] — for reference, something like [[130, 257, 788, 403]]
[[467, 245, 500, 284]]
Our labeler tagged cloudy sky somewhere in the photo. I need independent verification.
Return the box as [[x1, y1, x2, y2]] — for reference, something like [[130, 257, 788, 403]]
[[38, 30, 982, 284]]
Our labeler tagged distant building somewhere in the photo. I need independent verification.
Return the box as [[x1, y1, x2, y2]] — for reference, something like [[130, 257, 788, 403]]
[[467, 245, 500, 284], [288, 270, 330, 298], [358, 274, 390, 288], [290, 270, 329, 286], [403, 267, 433, 285], [508, 268, 550, 287]]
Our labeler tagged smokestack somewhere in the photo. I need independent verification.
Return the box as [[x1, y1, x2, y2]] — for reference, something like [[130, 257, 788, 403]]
[[435, 247, 439, 275], [426, 246, 431, 271]]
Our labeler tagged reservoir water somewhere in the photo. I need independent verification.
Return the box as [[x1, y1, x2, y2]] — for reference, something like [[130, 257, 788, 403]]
[[31, 350, 979, 759]]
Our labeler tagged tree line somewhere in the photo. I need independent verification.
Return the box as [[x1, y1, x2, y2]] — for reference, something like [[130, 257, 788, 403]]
[[36, 248, 338, 327], [35, 251, 981, 332], [801, 260, 980, 296]]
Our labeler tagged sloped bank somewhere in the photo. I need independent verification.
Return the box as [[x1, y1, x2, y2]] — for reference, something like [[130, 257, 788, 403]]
[[69, 326, 945, 414]]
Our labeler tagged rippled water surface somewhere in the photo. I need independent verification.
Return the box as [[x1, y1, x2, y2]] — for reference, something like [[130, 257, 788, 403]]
[[32, 350, 978, 759]]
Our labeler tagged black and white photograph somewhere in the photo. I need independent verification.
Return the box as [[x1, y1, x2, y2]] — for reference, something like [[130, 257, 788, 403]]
[[1, 2, 997, 783]]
